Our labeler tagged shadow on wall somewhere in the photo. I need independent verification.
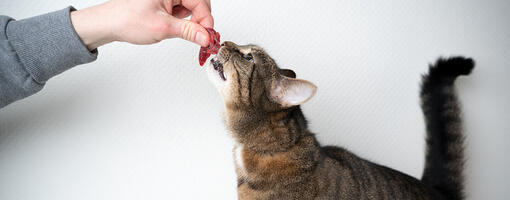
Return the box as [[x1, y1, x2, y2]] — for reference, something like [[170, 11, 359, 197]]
[[0, 84, 96, 136]]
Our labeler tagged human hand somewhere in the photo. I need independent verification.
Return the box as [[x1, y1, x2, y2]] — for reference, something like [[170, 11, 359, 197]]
[[71, 0, 214, 50]]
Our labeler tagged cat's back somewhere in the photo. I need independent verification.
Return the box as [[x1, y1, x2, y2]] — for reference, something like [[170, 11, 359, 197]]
[[313, 146, 442, 200]]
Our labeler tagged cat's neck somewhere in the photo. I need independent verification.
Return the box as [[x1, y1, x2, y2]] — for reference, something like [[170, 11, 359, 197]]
[[225, 106, 309, 154]]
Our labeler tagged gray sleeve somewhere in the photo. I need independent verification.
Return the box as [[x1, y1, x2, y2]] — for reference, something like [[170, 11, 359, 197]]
[[0, 6, 97, 108]]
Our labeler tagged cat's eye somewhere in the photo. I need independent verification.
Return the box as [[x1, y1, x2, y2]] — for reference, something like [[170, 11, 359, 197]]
[[243, 53, 253, 61]]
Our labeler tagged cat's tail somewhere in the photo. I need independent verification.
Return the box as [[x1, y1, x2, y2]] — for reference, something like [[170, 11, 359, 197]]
[[420, 57, 474, 200]]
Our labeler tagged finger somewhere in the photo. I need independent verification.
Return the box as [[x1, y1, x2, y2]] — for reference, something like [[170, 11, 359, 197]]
[[162, 0, 173, 14], [181, 0, 214, 28], [165, 16, 210, 47], [204, 0, 211, 10], [172, 5, 191, 19], [172, 0, 182, 6]]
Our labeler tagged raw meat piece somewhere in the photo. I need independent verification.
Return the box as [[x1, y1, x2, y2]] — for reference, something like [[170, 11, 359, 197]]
[[199, 28, 221, 66]]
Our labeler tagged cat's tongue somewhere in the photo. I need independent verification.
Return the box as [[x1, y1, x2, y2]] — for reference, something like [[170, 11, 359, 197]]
[[199, 28, 221, 66]]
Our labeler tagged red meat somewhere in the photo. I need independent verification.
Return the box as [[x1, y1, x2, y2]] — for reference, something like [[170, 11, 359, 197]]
[[199, 28, 221, 66]]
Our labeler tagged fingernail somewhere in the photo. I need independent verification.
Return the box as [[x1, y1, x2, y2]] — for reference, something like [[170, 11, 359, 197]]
[[195, 32, 209, 47]]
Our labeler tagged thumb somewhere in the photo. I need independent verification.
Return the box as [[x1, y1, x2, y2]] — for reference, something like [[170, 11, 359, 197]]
[[167, 16, 210, 47]]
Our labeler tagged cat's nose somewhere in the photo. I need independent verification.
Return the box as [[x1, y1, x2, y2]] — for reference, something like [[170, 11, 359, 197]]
[[221, 41, 238, 48]]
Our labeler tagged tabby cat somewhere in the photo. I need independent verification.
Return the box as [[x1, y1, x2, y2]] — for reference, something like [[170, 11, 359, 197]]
[[206, 41, 473, 200]]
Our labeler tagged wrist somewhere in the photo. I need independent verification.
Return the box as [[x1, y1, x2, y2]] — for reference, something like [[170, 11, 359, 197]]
[[70, 2, 117, 50]]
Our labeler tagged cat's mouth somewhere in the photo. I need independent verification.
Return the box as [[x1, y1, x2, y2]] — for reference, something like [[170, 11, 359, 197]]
[[211, 57, 226, 81]]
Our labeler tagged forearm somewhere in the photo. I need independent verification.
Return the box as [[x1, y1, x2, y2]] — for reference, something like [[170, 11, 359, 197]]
[[1, 0, 213, 108]]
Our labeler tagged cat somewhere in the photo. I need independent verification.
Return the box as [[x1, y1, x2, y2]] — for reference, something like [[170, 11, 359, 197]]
[[206, 41, 473, 200]]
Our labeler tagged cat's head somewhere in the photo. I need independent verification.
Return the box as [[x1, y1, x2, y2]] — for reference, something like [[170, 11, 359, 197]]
[[206, 41, 317, 112]]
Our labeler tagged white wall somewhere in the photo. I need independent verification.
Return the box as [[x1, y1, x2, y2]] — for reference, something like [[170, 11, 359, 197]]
[[1, 0, 508, 199]]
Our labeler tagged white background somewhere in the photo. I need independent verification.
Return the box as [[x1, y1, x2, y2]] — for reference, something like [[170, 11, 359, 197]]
[[1, 0, 509, 199]]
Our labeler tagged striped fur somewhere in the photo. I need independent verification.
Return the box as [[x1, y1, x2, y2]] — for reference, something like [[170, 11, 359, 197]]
[[206, 42, 473, 200], [420, 57, 474, 200]]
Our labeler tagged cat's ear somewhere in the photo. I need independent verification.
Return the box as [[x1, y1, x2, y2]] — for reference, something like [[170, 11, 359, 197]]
[[270, 77, 317, 107], [279, 69, 296, 78]]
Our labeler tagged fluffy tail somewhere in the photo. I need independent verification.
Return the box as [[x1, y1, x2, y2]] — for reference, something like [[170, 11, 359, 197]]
[[420, 57, 474, 200]]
